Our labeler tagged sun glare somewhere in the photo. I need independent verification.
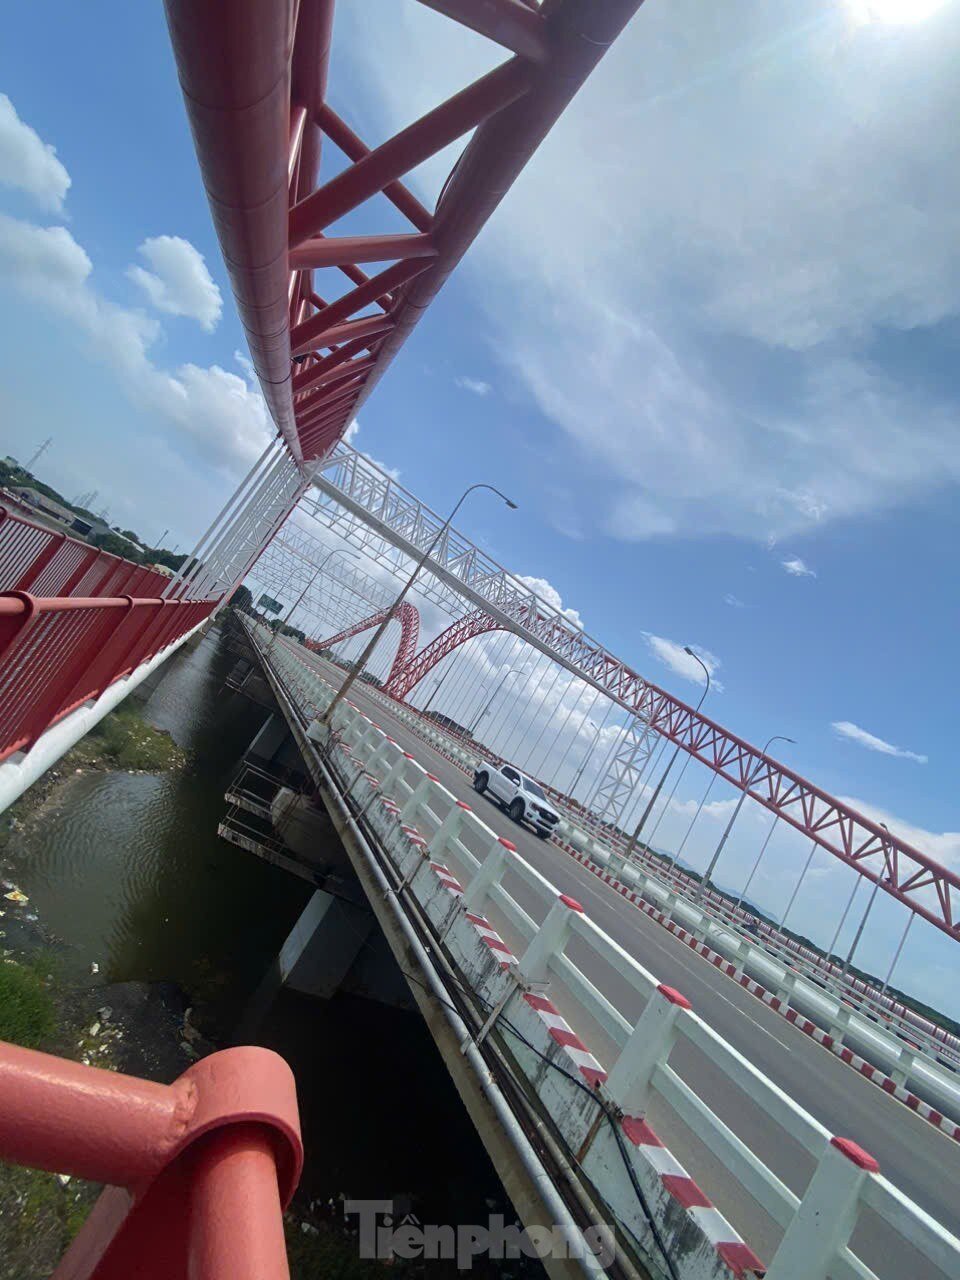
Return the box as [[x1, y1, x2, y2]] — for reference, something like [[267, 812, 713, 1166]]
[[849, 0, 949, 24]]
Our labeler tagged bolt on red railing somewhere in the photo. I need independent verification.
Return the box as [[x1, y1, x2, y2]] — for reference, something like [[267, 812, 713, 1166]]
[[0, 1039, 302, 1280]]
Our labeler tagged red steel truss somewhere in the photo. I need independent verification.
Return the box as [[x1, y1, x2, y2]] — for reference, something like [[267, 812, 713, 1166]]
[[310, 601, 421, 688], [164, 0, 644, 464]]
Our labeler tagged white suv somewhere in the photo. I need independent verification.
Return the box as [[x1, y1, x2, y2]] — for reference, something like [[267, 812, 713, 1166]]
[[472, 761, 560, 839]]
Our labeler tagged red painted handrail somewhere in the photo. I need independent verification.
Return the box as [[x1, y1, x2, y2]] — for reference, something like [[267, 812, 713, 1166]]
[[0, 503, 185, 600], [0, 1040, 302, 1279], [0, 591, 216, 762]]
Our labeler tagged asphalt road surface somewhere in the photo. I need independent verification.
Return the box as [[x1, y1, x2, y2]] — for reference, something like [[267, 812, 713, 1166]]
[[301, 651, 959, 1277]]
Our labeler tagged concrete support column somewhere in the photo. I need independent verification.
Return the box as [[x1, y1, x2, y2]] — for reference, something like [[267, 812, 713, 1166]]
[[279, 890, 373, 999]]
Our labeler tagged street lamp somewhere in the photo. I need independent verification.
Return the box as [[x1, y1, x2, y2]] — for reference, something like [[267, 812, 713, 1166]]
[[322, 482, 516, 723], [569, 716, 604, 795], [623, 646, 711, 862], [695, 732, 796, 902], [268, 546, 358, 653], [469, 666, 523, 735]]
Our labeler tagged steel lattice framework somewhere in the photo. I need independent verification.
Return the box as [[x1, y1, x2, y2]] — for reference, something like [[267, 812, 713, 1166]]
[[312, 602, 421, 687], [165, 0, 644, 465], [310, 445, 960, 941], [587, 716, 659, 826]]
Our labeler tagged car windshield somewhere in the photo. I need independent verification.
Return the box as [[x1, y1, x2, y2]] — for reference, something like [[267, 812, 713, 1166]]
[[522, 776, 547, 800]]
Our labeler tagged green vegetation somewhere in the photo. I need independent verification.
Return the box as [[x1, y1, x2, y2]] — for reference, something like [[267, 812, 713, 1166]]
[[268, 617, 307, 644], [71, 704, 185, 772], [0, 1162, 98, 1280], [231, 583, 254, 612], [0, 962, 56, 1049], [90, 530, 140, 559]]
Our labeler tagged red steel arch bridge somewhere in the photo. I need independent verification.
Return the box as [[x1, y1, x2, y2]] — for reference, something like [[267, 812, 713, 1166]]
[[2, 4, 960, 1277]]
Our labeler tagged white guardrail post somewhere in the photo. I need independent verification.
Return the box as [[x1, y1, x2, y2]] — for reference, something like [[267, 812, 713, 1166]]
[[517, 894, 584, 985], [603, 985, 691, 1116], [462, 834, 517, 913], [764, 1138, 879, 1280], [427, 799, 472, 858], [400, 770, 441, 823]]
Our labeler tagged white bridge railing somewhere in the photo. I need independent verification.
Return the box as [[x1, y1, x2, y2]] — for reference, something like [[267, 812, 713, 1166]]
[[313, 666, 960, 1108], [255, 625, 960, 1280]]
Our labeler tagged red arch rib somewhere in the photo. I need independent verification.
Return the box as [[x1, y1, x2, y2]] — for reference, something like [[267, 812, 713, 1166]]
[[309, 602, 420, 687], [385, 608, 504, 700]]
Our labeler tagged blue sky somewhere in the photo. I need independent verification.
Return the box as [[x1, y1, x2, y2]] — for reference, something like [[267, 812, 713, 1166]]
[[1, 0, 959, 1010]]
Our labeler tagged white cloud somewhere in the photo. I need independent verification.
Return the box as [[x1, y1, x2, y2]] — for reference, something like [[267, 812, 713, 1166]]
[[454, 376, 491, 396], [127, 235, 222, 332], [335, 418, 398, 477], [517, 574, 583, 629], [368, 456, 401, 481], [0, 94, 70, 211], [0, 212, 268, 471], [723, 593, 745, 608], [781, 557, 816, 578], [336, 3, 960, 542], [832, 721, 927, 764], [669, 795, 739, 821], [644, 635, 723, 692]]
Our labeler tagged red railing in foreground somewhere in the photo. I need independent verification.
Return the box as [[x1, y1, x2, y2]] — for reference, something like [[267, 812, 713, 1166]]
[[0, 1040, 302, 1280], [0, 593, 215, 762], [0, 503, 192, 600]]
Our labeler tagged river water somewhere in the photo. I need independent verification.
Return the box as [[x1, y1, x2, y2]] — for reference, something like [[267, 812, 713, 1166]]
[[6, 626, 507, 1231], [7, 627, 311, 1033]]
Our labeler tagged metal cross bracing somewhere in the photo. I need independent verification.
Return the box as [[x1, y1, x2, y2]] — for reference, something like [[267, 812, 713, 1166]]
[[298, 488, 483, 619], [586, 715, 659, 827], [164, 0, 645, 467], [308, 445, 960, 942], [255, 527, 397, 618]]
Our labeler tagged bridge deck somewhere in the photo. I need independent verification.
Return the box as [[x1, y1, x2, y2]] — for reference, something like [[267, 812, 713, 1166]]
[[296, 647, 958, 1278]]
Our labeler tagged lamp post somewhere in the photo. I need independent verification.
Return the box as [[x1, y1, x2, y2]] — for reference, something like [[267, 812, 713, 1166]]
[[695, 733, 795, 902], [623, 647, 710, 864], [322, 482, 516, 724], [469, 666, 523, 735], [569, 718, 602, 794], [268, 546, 357, 653]]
